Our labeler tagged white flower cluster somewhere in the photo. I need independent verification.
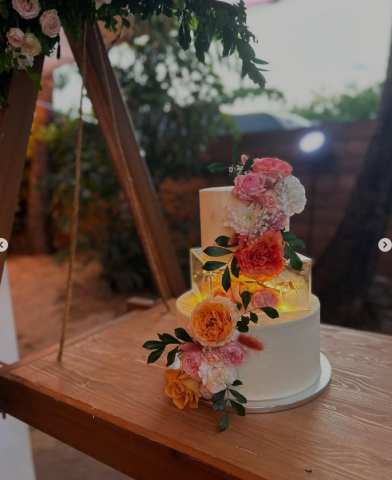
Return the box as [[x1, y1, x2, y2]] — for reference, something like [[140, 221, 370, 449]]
[[224, 202, 284, 238], [283, 176, 307, 216]]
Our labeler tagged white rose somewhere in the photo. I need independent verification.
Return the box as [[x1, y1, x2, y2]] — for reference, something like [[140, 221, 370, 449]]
[[95, 0, 112, 9], [9, 47, 34, 70], [22, 33, 42, 57], [6, 28, 24, 48], [198, 362, 237, 394], [12, 0, 40, 20], [40, 9, 61, 38], [284, 176, 307, 216]]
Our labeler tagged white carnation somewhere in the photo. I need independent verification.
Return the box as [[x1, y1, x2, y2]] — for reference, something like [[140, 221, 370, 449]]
[[283, 176, 306, 216], [198, 362, 237, 394]]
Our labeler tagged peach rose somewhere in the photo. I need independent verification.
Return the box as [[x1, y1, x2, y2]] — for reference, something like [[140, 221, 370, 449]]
[[233, 171, 266, 204], [234, 230, 285, 281], [182, 351, 202, 381], [6, 28, 24, 48], [189, 297, 238, 347], [12, 0, 40, 19], [40, 9, 61, 38], [202, 348, 222, 365], [220, 341, 249, 367], [22, 33, 42, 57], [252, 287, 280, 309], [165, 369, 201, 409], [252, 157, 292, 178]]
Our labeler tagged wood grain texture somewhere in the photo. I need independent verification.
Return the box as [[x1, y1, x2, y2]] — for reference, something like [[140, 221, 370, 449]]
[[0, 55, 44, 280], [1, 301, 392, 480], [66, 24, 185, 298]]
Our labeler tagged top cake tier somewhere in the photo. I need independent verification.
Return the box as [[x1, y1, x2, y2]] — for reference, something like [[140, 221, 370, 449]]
[[200, 186, 290, 262]]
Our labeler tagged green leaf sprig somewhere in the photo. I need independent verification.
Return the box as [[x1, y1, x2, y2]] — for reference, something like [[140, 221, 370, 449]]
[[212, 380, 247, 432], [283, 231, 306, 271], [143, 327, 194, 366]]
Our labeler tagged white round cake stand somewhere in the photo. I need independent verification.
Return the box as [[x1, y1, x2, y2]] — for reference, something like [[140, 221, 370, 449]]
[[201, 353, 332, 414]]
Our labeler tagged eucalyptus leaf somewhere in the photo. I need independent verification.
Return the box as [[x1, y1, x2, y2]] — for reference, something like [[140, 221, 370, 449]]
[[241, 290, 252, 311], [232, 380, 243, 386], [232, 144, 238, 166], [249, 311, 258, 324], [202, 261, 226, 271], [218, 411, 230, 432], [203, 246, 233, 257], [208, 162, 227, 172], [230, 400, 246, 416], [242, 157, 254, 173], [222, 266, 231, 292], [213, 399, 228, 412], [147, 347, 164, 364], [142, 340, 164, 350], [228, 389, 247, 404], [261, 307, 279, 319], [212, 389, 226, 404], [215, 235, 230, 247], [166, 346, 179, 367], [158, 333, 181, 344], [236, 320, 249, 333], [174, 327, 194, 343], [231, 256, 240, 278]]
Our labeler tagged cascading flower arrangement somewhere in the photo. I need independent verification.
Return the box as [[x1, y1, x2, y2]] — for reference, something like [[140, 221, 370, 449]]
[[0, 0, 268, 107], [143, 146, 307, 432]]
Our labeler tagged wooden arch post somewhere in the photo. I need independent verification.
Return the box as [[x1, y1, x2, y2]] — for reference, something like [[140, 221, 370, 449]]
[[0, 24, 185, 298]]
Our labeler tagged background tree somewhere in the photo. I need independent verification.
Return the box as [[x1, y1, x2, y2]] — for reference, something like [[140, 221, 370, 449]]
[[313, 31, 392, 328], [291, 83, 382, 124], [39, 17, 280, 292]]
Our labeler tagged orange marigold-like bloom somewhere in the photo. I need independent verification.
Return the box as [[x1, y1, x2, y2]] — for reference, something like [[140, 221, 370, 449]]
[[189, 296, 238, 347], [164, 369, 202, 409]]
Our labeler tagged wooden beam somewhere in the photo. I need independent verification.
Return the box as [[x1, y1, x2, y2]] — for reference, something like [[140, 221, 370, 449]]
[[67, 24, 185, 298], [0, 56, 45, 281]]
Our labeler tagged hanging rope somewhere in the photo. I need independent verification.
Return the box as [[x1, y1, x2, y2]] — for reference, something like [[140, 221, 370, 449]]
[[93, 24, 171, 309], [57, 23, 87, 362]]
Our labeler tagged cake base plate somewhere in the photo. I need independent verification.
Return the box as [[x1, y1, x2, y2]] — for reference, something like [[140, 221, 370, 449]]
[[201, 353, 332, 414]]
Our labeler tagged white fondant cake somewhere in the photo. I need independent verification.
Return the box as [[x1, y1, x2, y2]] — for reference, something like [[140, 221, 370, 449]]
[[176, 291, 321, 405]]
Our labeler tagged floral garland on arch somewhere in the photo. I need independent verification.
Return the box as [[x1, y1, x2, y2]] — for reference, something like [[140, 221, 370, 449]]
[[143, 146, 307, 432], [0, 0, 268, 107]]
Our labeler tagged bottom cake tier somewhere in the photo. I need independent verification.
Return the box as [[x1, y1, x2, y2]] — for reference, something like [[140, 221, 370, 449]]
[[176, 292, 328, 409]]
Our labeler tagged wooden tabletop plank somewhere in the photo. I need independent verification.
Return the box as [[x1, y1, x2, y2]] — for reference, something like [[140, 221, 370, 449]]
[[1, 300, 392, 480]]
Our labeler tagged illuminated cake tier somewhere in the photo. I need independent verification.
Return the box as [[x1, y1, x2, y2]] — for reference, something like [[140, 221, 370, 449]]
[[176, 291, 321, 406], [190, 248, 311, 313]]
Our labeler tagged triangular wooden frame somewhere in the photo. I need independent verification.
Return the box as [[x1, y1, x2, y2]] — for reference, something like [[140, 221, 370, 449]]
[[0, 24, 185, 298]]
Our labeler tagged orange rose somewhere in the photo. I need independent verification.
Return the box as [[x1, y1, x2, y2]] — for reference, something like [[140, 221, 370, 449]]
[[234, 230, 285, 281], [189, 297, 238, 347], [165, 369, 202, 409]]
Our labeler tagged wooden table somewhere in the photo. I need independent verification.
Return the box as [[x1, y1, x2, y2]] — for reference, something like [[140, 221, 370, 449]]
[[1, 300, 392, 480]]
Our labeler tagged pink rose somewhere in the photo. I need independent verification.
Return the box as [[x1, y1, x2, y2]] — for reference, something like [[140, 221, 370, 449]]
[[12, 0, 40, 19], [257, 190, 279, 209], [182, 351, 202, 381], [269, 210, 287, 230], [199, 384, 214, 400], [203, 349, 222, 366], [233, 171, 266, 204], [252, 158, 292, 179], [220, 341, 249, 367], [95, 0, 112, 9], [253, 288, 280, 309], [40, 9, 61, 38], [6, 28, 24, 48]]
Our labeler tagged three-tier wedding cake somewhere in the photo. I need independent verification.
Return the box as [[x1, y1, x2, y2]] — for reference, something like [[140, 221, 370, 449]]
[[144, 151, 331, 430]]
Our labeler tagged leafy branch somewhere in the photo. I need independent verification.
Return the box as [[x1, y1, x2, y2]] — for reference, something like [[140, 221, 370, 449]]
[[282, 231, 306, 271], [211, 380, 246, 432], [143, 328, 193, 366]]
